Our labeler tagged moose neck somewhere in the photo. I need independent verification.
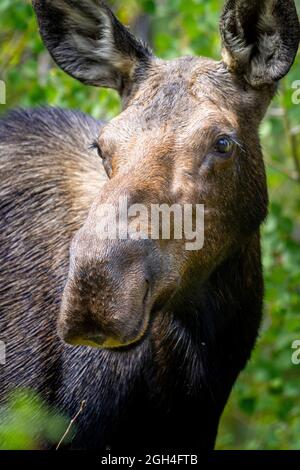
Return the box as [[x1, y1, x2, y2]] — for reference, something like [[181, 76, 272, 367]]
[[150, 232, 263, 393]]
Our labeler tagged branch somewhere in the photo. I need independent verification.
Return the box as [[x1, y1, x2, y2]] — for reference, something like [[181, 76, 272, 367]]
[[56, 400, 86, 450]]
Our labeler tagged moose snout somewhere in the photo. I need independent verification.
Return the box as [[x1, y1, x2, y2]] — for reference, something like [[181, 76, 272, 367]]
[[57, 244, 153, 349]]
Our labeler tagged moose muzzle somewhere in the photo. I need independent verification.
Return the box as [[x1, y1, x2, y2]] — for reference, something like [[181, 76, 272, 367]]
[[57, 236, 157, 349]]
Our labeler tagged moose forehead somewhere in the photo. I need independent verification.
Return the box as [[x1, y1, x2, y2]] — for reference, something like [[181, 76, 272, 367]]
[[32, 0, 299, 160], [100, 56, 255, 154]]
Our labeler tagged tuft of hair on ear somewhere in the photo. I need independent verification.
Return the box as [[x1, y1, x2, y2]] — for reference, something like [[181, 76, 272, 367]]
[[220, 0, 300, 88], [32, 0, 153, 94]]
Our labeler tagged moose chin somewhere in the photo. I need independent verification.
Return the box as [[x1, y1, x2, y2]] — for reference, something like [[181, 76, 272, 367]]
[[0, 0, 299, 453]]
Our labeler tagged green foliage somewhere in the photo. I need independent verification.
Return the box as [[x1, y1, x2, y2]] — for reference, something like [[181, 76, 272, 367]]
[[1, 0, 300, 450], [0, 389, 71, 450], [218, 202, 300, 450]]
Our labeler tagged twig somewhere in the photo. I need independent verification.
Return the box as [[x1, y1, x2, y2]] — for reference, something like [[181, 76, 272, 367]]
[[56, 400, 86, 450]]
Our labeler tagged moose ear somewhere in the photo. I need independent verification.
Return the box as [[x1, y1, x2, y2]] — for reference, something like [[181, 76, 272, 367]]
[[32, 0, 152, 94], [220, 0, 300, 87]]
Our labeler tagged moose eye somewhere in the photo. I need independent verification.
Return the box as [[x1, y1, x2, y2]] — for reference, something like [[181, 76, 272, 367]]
[[90, 141, 112, 178], [96, 146, 103, 159], [90, 141, 103, 159], [214, 136, 235, 156]]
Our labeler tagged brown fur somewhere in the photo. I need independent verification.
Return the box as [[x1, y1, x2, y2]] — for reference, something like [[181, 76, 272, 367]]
[[0, 0, 299, 452]]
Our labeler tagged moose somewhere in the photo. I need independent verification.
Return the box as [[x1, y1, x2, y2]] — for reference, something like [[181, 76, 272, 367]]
[[0, 0, 299, 452]]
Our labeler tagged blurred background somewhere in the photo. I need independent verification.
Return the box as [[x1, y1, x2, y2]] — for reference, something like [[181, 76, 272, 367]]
[[0, 0, 300, 450]]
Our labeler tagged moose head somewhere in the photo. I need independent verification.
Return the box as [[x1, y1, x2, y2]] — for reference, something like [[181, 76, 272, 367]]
[[33, 0, 299, 349]]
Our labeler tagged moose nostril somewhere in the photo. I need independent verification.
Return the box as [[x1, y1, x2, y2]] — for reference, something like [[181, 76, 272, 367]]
[[59, 268, 154, 348]]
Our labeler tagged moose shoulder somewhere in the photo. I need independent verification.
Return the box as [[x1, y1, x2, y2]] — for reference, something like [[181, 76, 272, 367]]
[[0, 0, 299, 452]]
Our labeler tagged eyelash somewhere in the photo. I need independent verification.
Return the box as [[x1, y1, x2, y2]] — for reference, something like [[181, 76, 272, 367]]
[[226, 136, 245, 153]]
